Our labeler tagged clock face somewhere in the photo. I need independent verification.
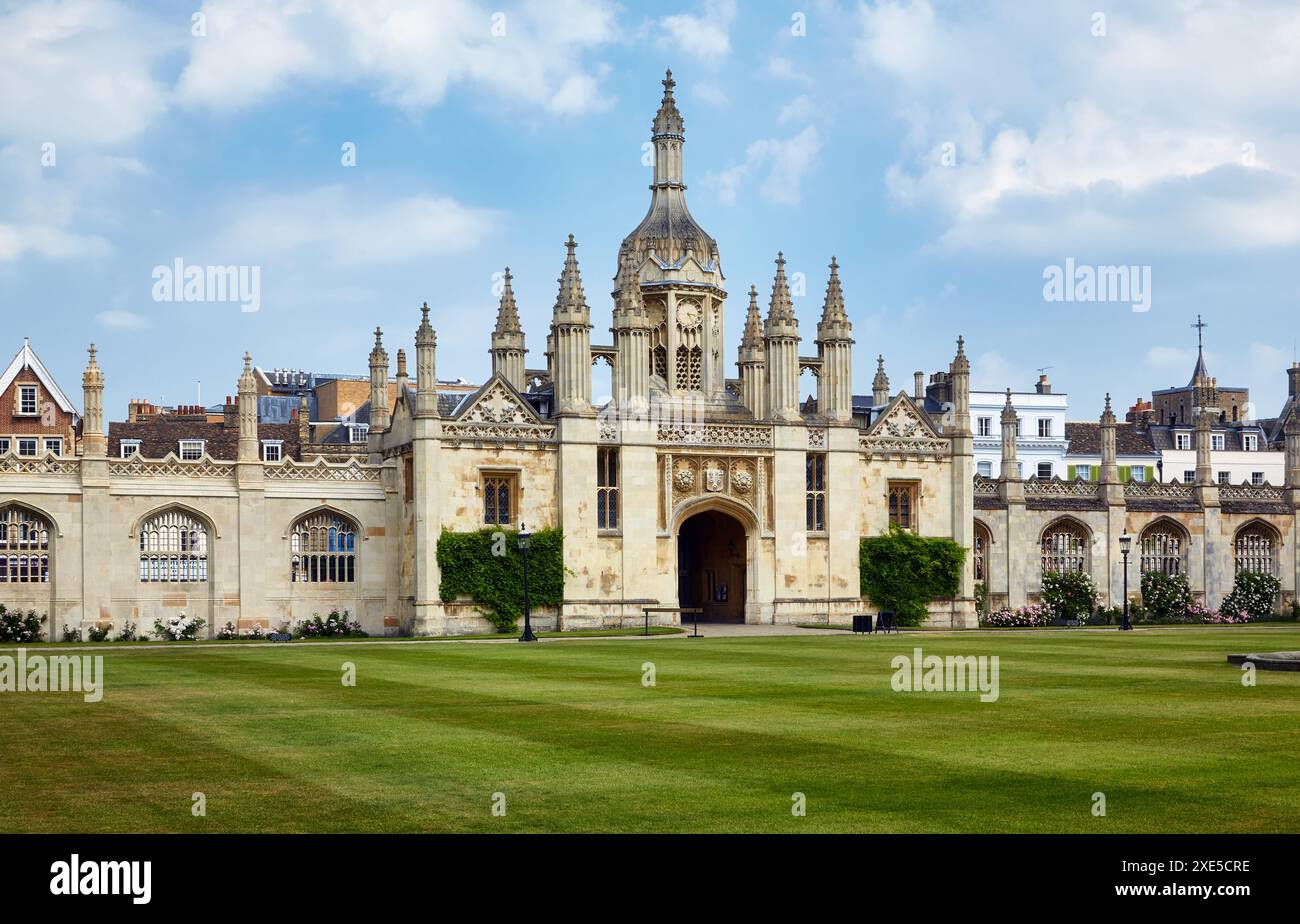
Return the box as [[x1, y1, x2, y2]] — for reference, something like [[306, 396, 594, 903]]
[[676, 301, 701, 329]]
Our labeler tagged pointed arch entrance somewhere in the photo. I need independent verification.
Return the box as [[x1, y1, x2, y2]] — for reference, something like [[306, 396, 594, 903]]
[[675, 502, 752, 623]]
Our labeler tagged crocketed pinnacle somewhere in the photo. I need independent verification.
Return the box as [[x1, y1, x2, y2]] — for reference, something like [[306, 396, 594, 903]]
[[494, 267, 522, 335], [766, 252, 795, 323]]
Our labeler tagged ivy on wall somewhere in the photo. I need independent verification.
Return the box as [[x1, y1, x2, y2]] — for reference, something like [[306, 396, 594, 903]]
[[437, 527, 565, 632], [859, 527, 965, 627]]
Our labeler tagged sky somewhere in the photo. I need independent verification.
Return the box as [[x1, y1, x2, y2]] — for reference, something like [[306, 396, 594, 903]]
[[2, 0, 1298, 423]]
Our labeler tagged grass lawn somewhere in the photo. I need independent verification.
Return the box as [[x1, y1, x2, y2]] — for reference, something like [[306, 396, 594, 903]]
[[2, 627, 1298, 833]]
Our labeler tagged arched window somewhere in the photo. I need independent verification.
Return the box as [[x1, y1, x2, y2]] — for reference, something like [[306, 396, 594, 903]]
[[1140, 521, 1185, 576], [1234, 522, 1277, 575], [1041, 520, 1089, 574], [139, 510, 208, 582], [0, 506, 52, 584], [973, 522, 991, 583], [291, 512, 357, 583]]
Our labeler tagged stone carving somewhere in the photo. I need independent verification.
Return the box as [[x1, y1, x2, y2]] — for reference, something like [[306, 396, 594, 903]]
[[657, 423, 772, 447], [673, 460, 696, 492], [972, 475, 998, 497], [1123, 480, 1195, 500], [108, 453, 235, 479], [860, 401, 948, 458], [703, 462, 725, 492], [807, 427, 826, 449], [1220, 483, 1285, 501], [730, 462, 754, 494], [263, 457, 382, 482], [447, 380, 556, 444], [1024, 477, 1102, 498], [0, 454, 79, 476]]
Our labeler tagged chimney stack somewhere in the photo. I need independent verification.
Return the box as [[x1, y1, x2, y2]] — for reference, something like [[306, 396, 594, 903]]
[[1035, 373, 1052, 395], [913, 371, 924, 400], [1289, 362, 1300, 398]]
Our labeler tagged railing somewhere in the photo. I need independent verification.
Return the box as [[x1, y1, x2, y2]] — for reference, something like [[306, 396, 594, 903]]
[[657, 423, 773, 448], [1219, 482, 1285, 501], [108, 453, 236, 479], [1123, 480, 1195, 500], [1023, 477, 1102, 498], [0, 451, 80, 476], [263, 457, 383, 482]]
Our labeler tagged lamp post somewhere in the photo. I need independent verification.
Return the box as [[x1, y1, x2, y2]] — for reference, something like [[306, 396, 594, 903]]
[[517, 523, 537, 642], [1119, 532, 1133, 631]]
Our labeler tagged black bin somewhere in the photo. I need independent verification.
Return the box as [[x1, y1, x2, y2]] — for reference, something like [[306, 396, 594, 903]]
[[852, 613, 873, 634]]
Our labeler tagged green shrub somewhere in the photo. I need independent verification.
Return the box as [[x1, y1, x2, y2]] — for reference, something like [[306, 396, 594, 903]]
[[88, 624, 112, 642], [1040, 570, 1097, 623], [61, 625, 82, 642], [0, 604, 46, 642], [859, 527, 965, 627], [1140, 571, 1192, 622], [438, 527, 565, 632], [115, 621, 138, 642], [973, 581, 989, 616], [1221, 571, 1281, 620]]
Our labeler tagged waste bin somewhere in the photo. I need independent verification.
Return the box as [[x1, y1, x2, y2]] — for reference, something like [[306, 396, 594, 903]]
[[852, 613, 873, 634]]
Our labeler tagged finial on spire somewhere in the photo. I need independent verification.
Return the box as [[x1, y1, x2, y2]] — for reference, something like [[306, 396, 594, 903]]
[[956, 335, 965, 356], [243, 352, 252, 372], [663, 68, 675, 94], [421, 301, 430, 321], [374, 326, 383, 346], [87, 343, 97, 363]]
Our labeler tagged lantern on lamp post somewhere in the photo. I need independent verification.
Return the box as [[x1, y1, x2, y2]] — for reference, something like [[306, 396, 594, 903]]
[[517, 523, 537, 642], [1119, 532, 1133, 631]]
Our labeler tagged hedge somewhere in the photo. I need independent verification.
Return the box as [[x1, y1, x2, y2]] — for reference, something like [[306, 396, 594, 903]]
[[437, 527, 565, 632]]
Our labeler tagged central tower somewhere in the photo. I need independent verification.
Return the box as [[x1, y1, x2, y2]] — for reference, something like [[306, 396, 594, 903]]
[[617, 69, 727, 403]]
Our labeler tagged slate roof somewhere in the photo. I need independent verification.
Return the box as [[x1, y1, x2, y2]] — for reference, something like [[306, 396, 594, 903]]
[[108, 418, 302, 460], [1064, 422, 1158, 456]]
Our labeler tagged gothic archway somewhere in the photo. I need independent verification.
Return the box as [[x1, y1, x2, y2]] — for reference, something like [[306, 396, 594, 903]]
[[675, 504, 750, 623]]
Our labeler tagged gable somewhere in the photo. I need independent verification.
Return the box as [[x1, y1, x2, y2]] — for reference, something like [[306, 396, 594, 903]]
[[860, 392, 949, 458], [454, 375, 543, 426], [0, 342, 77, 416]]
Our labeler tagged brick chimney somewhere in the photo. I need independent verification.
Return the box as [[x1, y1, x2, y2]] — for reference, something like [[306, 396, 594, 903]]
[[1035, 373, 1052, 395], [1289, 362, 1300, 398], [223, 395, 238, 429]]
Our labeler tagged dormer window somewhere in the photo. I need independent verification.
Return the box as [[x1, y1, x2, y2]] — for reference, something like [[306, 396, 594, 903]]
[[17, 384, 38, 416], [120, 440, 141, 458], [1243, 434, 1258, 451], [262, 440, 283, 462], [1211, 434, 1225, 451], [1175, 432, 1191, 450], [178, 440, 205, 461], [348, 424, 369, 444]]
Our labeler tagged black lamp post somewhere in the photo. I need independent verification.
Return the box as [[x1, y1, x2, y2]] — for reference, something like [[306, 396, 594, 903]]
[[517, 523, 537, 642], [1119, 532, 1133, 631]]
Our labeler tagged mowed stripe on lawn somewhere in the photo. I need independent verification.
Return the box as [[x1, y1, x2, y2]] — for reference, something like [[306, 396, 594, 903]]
[[2, 630, 1297, 832]]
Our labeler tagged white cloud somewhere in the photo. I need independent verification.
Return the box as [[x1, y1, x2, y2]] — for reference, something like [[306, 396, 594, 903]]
[[212, 186, 498, 267], [707, 126, 823, 206], [96, 310, 150, 330], [856, 0, 1300, 253], [176, 0, 618, 115], [693, 80, 729, 107], [0, 0, 174, 144], [766, 56, 812, 84], [0, 223, 110, 262], [777, 95, 816, 125], [657, 0, 736, 65], [1146, 346, 1196, 367], [971, 349, 1035, 392]]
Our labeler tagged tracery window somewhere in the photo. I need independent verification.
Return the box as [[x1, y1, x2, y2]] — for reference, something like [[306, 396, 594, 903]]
[[675, 345, 703, 391], [973, 522, 991, 583], [597, 447, 619, 530], [805, 453, 826, 532], [1041, 520, 1089, 574], [0, 506, 51, 584], [291, 512, 357, 583], [1234, 523, 1276, 575], [888, 482, 918, 531], [139, 510, 208, 582], [482, 472, 517, 526], [1140, 523, 1184, 576]]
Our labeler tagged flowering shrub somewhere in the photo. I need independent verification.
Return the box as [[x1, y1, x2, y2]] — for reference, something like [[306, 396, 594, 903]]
[[294, 610, 366, 638], [1221, 572, 1281, 621], [1141, 571, 1193, 622], [62, 625, 82, 642], [0, 605, 46, 642], [1201, 607, 1249, 625], [87, 624, 112, 642], [151, 613, 206, 641], [115, 621, 138, 642], [1041, 570, 1098, 623], [215, 621, 240, 640], [980, 603, 1051, 628], [243, 623, 266, 640]]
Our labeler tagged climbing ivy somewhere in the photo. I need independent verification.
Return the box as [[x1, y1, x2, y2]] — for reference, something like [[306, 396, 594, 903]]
[[859, 527, 965, 627], [437, 527, 565, 632]]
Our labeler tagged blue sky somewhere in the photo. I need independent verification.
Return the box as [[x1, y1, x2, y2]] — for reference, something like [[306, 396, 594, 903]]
[[2, 0, 1298, 422]]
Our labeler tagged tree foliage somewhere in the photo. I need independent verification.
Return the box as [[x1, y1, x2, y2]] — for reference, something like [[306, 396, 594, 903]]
[[438, 527, 565, 632], [859, 527, 965, 627]]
